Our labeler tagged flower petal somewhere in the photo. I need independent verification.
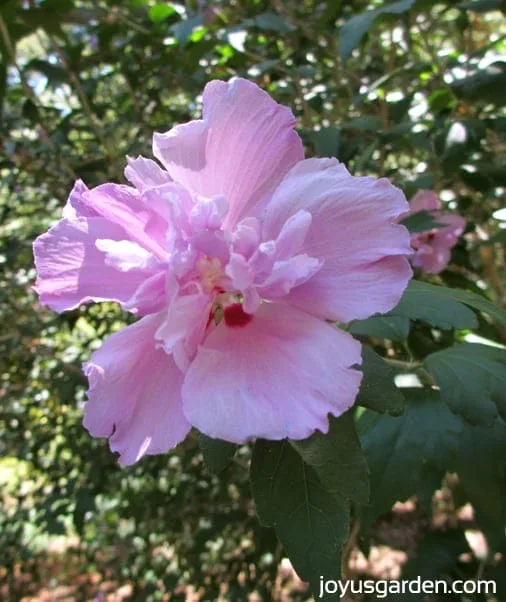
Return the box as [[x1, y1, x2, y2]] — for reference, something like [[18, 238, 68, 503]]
[[412, 246, 451, 274], [81, 183, 168, 258], [155, 292, 212, 372], [262, 158, 413, 321], [62, 180, 96, 220], [33, 217, 163, 312], [437, 213, 466, 246], [409, 189, 440, 212], [153, 78, 304, 229], [182, 303, 362, 442], [124, 155, 172, 192], [83, 314, 190, 466]]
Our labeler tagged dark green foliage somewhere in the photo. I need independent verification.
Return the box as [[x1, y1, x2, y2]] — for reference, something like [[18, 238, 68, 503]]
[[359, 389, 463, 527], [425, 343, 506, 425], [290, 412, 370, 507], [198, 434, 237, 474], [251, 439, 350, 598], [355, 346, 405, 415]]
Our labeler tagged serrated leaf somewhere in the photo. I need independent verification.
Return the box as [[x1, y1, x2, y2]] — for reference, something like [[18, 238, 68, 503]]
[[425, 343, 506, 426], [290, 411, 370, 506], [359, 389, 462, 527], [355, 347, 405, 415], [251, 440, 349, 595], [350, 314, 410, 341], [399, 210, 445, 233], [392, 280, 479, 330], [423, 281, 506, 325], [198, 434, 237, 474], [339, 0, 415, 63]]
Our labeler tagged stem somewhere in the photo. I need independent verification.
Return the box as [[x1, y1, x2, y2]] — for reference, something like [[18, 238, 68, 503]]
[[383, 358, 422, 370], [341, 513, 360, 580]]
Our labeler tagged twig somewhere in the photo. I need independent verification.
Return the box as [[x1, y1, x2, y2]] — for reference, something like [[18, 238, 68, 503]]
[[341, 513, 360, 580], [383, 358, 422, 370]]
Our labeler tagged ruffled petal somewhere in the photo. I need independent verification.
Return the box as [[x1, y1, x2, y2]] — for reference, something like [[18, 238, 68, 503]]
[[409, 189, 440, 212], [124, 155, 172, 192], [155, 292, 213, 372], [182, 303, 362, 442], [80, 183, 168, 258], [412, 246, 451, 274], [33, 217, 163, 312], [83, 314, 190, 466], [62, 180, 96, 220], [262, 158, 413, 321], [436, 213, 466, 246], [411, 212, 466, 274], [153, 78, 304, 229]]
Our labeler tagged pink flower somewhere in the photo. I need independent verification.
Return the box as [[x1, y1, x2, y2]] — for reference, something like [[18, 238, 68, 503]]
[[407, 190, 466, 274], [33, 78, 413, 465]]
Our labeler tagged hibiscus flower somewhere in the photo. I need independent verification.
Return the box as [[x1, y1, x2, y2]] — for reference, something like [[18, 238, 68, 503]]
[[407, 190, 466, 274], [33, 78, 412, 465]]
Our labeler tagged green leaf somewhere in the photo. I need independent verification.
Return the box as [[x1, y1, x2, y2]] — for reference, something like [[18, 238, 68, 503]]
[[425, 343, 506, 426], [436, 284, 506, 326], [428, 87, 457, 114], [198, 434, 237, 474], [452, 61, 506, 106], [341, 116, 382, 131], [399, 210, 445, 233], [251, 440, 349, 594], [392, 281, 479, 330], [291, 411, 370, 506], [458, 0, 505, 13], [350, 314, 410, 341], [311, 126, 341, 158], [355, 347, 405, 416], [73, 488, 95, 536], [452, 418, 506, 548], [25, 59, 67, 88], [149, 4, 177, 23], [359, 389, 462, 526], [482, 229, 506, 245], [339, 0, 415, 63], [171, 15, 204, 46], [252, 11, 295, 33]]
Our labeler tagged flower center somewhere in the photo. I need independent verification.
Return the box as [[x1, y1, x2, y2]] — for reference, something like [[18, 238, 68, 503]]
[[223, 303, 253, 328], [197, 257, 225, 293]]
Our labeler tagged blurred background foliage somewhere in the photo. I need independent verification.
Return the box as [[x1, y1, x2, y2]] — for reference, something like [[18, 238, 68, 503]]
[[1, 0, 506, 600]]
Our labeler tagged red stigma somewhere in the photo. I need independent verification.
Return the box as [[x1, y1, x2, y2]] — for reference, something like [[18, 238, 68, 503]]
[[224, 303, 253, 328]]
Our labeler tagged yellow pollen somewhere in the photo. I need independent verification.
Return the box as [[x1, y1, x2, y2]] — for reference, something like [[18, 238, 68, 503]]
[[197, 257, 225, 293]]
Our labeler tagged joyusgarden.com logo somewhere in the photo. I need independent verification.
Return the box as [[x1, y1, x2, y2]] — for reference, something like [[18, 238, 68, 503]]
[[318, 576, 497, 599]]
